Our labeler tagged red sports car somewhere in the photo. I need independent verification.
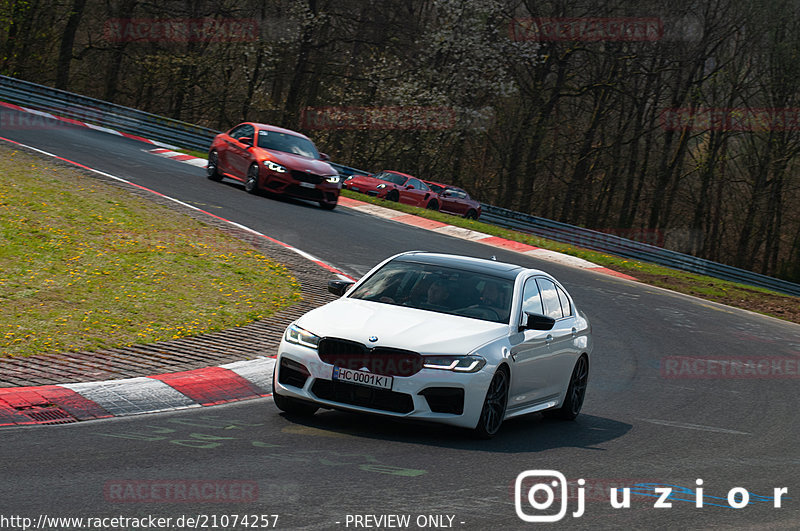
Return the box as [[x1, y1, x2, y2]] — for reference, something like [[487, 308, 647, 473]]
[[343, 170, 439, 210], [207, 122, 341, 210], [423, 181, 482, 219]]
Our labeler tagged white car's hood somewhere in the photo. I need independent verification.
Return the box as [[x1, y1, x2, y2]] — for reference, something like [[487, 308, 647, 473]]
[[296, 298, 508, 354]]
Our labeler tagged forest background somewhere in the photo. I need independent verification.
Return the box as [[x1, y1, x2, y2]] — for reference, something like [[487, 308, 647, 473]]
[[2, 0, 799, 281]]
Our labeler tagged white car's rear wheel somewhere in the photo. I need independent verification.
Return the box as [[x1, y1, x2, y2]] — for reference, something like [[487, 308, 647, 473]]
[[545, 355, 588, 421]]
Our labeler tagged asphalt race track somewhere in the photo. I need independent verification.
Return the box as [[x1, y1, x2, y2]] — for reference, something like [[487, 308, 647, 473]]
[[2, 108, 799, 530]]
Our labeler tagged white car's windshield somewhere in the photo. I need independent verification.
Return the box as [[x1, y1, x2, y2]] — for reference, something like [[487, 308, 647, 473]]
[[349, 261, 513, 324]]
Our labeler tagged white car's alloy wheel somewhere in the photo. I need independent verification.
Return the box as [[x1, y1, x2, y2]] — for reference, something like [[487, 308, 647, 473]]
[[474, 367, 509, 439]]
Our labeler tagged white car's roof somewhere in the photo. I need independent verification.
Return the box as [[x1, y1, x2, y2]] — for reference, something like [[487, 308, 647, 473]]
[[394, 252, 538, 280]]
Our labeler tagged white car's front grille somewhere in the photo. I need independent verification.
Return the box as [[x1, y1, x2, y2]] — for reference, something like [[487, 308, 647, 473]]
[[317, 337, 423, 377]]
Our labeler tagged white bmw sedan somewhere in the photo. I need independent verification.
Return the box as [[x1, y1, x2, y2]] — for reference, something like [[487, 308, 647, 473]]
[[272, 251, 592, 437]]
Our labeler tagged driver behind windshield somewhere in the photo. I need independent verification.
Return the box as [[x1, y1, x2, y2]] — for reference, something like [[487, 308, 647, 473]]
[[421, 278, 452, 310]]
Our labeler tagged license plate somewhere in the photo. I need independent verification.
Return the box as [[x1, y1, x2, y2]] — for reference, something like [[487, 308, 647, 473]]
[[350, 186, 360, 191], [332, 367, 392, 390], [299, 182, 316, 188]]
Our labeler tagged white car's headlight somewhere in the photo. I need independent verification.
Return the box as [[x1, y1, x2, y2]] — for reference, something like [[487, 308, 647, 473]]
[[423, 355, 486, 373], [376, 183, 387, 189], [284, 324, 320, 349], [263, 160, 287, 173], [325, 175, 340, 184]]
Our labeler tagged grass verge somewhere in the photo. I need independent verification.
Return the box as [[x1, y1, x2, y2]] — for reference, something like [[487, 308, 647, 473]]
[[183, 148, 210, 159], [341, 189, 800, 324], [0, 146, 301, 357]]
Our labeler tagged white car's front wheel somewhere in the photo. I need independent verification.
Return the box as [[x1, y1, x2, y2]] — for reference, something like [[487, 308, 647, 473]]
[[272, 366, 318, 417], [472, 366, 509, 439], [273, 392, 318, 417]]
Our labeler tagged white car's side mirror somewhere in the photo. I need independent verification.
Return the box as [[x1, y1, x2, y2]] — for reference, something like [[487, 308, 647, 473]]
[[520, 312, 555, 332], [328, 279, 355, 296]]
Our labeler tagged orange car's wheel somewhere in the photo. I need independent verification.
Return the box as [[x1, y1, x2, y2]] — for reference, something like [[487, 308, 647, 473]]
[[245, 164, 260, 194], [207, 150, 223, 181]]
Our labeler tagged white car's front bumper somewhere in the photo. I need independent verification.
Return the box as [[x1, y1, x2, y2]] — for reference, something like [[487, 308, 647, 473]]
[[273, 338, 496, 429]]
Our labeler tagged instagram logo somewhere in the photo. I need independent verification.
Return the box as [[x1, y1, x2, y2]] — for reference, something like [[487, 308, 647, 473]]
[[514, 471, 789, 520], [515, 470, 584, 522]]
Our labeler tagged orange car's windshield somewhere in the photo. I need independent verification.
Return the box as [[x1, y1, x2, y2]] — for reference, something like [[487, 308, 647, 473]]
[[257, 130, 319, 159]]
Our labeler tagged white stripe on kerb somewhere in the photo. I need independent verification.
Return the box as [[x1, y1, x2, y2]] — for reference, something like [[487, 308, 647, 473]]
[[64, 377, 199, 416]]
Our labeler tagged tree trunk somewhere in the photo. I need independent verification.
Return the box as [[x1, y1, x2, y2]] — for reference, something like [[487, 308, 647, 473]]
[[55, 0, 87, 89], [282, 0, 319, 127], [103, 0, 138, 102]]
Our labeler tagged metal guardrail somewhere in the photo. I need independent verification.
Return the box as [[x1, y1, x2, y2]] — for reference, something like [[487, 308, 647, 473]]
[[0, 75, 217, 152], [1, 75, 798, 297], [479, 204, 800, 297], [328, 162, 371, 179]]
